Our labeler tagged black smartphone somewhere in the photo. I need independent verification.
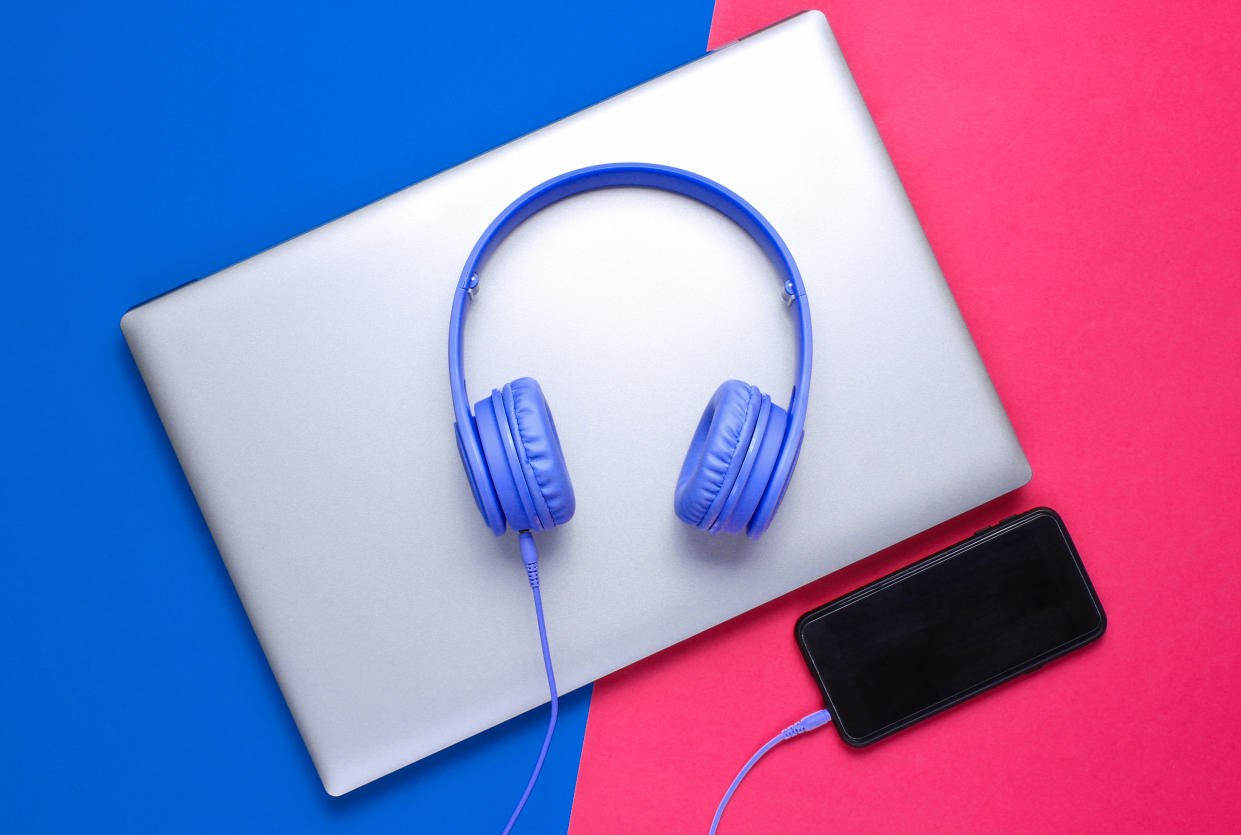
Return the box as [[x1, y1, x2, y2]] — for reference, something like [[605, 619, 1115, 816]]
[[795, 507, 1105, 746]]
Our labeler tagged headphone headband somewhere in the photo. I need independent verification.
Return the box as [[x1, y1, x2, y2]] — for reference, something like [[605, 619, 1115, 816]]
[[449, 162, 812, 538]]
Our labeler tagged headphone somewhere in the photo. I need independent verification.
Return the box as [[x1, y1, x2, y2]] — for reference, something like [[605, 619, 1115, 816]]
[[448, 162, 812, 540]]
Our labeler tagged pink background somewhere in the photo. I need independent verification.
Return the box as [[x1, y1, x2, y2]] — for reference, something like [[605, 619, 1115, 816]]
[[571, 2, 1241, 832]]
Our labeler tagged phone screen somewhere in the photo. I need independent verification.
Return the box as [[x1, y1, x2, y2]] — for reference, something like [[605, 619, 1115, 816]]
[[796, 508, 1105, 745]]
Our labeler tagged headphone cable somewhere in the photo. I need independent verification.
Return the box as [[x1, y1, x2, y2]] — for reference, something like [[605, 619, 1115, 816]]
[[502, 531, 559, 835], [501, 529, 828, 834], [708, 708, 832, 834]]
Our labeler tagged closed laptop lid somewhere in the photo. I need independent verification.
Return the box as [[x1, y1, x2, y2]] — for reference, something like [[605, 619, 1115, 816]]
[[121, 12, 1030, 795]]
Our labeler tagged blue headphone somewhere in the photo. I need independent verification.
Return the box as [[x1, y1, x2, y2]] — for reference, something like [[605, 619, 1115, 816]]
[[449, 162, 812, 540]]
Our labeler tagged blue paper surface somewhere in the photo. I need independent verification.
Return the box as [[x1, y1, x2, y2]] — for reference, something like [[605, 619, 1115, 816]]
[[0, 1, 712, 830]]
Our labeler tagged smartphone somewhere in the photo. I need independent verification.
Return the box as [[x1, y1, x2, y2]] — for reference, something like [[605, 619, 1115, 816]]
[[795, 507, 1105, 746]]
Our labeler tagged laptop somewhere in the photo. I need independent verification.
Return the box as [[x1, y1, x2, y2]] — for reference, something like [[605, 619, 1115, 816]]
[[121, 11, 1030, 795]]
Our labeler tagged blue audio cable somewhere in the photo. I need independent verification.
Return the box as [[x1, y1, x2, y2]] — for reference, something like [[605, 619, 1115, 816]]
[[708, 708, 832, 834], [502, 532, 559, 835], [503, 529, 825, 834]]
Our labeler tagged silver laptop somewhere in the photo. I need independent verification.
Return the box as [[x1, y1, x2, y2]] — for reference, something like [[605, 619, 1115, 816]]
[[121, 11, 1029, 796]]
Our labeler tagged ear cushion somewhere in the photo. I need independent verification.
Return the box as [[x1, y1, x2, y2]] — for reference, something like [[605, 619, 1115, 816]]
[[723, 401, 788, 536], [474, 391, 537, 532], [709, 393, 772, 534], [503, 377, 575, 528], [674, 381, 762, 529], [490, 389, 544, 532]]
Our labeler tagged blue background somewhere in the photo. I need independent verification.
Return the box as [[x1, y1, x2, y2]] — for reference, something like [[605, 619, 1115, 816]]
[[0, 1, 712, 830]]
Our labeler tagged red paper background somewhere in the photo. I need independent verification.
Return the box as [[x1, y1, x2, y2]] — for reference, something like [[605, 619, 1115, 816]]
[[570, 2, 1241, 832]]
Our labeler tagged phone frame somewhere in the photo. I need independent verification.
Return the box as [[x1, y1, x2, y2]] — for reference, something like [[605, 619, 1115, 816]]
[[795, 507, 1106, 747]]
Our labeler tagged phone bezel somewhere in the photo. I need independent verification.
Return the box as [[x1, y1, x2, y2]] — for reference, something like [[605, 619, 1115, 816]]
[[795, 507, 1106, 747]]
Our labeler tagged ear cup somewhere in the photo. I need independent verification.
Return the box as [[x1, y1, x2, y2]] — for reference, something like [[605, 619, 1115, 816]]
[[748, 424, 801, 539], [674, 381, 762, 529], [720, 401, 788, 536], [454, 419, 506, 535], [502, 377, 576, 529], [709, 393, 772, 534], [474, 391, 538, 532]]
